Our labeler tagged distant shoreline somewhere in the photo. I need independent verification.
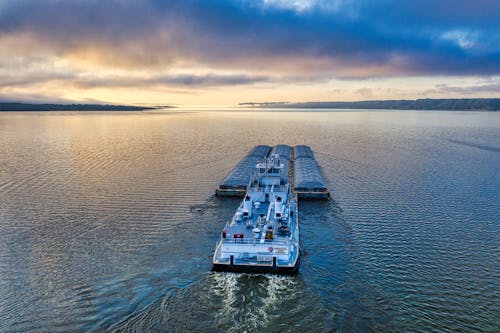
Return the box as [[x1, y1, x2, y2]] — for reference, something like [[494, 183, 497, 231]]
[[0, 103, 163, 112], [2, 99, 499, 111], [239, 98, 500, 111]]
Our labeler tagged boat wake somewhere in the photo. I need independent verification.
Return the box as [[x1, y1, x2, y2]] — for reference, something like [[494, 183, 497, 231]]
[[209, 272, 297, 332]]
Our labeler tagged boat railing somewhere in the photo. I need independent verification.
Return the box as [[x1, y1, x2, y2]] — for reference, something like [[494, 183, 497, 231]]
[[221, 238, 289, 246]]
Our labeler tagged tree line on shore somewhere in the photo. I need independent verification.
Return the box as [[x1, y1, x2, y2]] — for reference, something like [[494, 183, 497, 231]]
[[0, 103, 155, 111], [240, 98, 500, 111]]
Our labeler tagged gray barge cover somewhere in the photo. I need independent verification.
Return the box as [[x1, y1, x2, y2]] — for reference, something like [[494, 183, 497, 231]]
[[293, 145, 330, 198], [271, 144, 291, 159], [293, 145, 314, 159], [217, 145, 271, 196], [271, 144, 291, 181]]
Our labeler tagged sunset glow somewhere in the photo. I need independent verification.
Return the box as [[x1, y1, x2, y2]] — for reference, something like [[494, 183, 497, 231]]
[[0, 0, 499, 105]]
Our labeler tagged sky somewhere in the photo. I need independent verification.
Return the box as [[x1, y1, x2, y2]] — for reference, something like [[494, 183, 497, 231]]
[[0, 0, 499, 106]]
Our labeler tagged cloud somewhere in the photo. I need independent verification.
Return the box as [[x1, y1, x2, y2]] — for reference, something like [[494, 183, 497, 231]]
[[0, 92, 75, 104], [441, 30, 478, 49], [153, 73, 269, 87], [261, 0, 350, 13], [0, 0, 498, 79], [423, 81, 500, 95], [355, 88, 373, 98], [0, 0, 499, 104], [0, 71, 75, 88], [72, 73, 271, 89]]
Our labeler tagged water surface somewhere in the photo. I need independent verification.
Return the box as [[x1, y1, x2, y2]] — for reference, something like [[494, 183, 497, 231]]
[[0, 110, 498, 332]]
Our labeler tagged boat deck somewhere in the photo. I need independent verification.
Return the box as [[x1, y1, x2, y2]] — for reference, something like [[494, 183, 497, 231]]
[[214, 163, 300, 274]]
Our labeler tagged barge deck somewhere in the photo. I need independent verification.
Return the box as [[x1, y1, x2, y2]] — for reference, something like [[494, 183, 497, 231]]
[[216, 145, 330, 199]]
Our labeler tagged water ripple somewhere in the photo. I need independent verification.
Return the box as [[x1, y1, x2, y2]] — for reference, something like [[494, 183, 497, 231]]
[[0, 111, 498, 332]]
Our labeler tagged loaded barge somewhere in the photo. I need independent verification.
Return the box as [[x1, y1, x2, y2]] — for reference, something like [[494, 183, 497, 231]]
[[212, 145, 329, 274]]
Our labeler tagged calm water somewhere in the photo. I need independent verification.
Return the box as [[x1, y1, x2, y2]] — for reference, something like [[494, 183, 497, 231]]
[[0, 110, 498, 332]]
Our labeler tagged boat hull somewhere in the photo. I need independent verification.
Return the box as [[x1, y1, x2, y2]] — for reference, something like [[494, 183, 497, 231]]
[[294, 190, 330, 199], [212, 256, 300, 275]]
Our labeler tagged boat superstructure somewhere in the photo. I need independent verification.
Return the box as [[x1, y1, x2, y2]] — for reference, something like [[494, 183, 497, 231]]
[[212, 153, 300, 274]]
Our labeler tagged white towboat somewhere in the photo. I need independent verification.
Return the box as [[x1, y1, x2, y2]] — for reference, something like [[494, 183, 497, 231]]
[[212, 154, 300, 274]]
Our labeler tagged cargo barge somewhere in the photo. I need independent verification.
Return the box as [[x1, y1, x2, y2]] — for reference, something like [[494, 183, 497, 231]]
[[215, 145, 271, 197], [292, 145, 330, 199], [216, 145, 329, 199]]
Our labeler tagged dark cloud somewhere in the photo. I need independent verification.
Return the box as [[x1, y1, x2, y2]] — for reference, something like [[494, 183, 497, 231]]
[[153, 73, 269, 86], [0, 0, 499, 77], [72, 73, 270, 89]]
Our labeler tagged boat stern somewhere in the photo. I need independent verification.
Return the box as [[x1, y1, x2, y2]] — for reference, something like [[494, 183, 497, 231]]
[[212, 239, 300, 275]]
